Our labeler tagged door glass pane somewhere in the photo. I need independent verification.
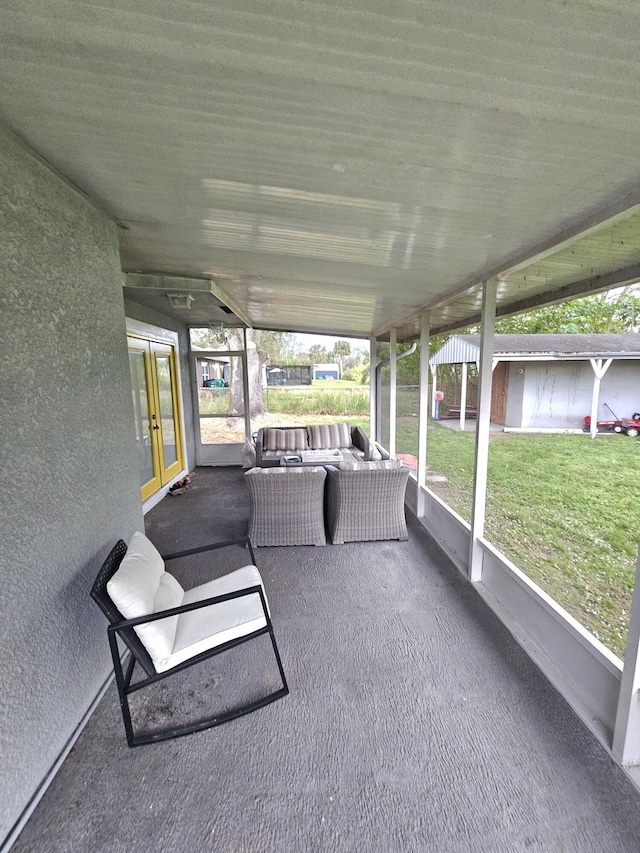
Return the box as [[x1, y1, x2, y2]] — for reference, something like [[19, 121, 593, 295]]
[[129, 351, 154, 487], [198, 355, 245, 444], [155, 354, 178, 467]]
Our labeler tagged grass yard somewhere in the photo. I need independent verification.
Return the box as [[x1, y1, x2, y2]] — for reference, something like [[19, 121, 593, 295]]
[[399, 419, 639, 658]]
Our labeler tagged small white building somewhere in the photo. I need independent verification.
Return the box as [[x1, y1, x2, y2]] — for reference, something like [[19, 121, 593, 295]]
[[431, 334, 640, 431], [313, 363, 339, 380]]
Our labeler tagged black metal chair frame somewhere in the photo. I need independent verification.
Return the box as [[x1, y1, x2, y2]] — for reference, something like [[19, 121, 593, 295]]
[[91, 536, 289, 748]]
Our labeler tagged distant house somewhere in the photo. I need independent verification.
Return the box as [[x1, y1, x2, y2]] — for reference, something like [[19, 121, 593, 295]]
[[196, 355, 229, 387], [313, 363, 339, 381], [431, 334, 640, 431]]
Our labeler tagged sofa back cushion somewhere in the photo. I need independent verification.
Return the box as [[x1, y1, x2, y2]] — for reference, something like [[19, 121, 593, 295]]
[[307, 423, 351, 449], [107, 531, 184, 668], [262, 427, 308, 451]]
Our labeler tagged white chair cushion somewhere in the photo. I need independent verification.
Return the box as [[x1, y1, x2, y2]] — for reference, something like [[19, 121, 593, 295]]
[[107, 531, 184, 668], [107, 531, 165, 616], [156, 565, 267, 673]]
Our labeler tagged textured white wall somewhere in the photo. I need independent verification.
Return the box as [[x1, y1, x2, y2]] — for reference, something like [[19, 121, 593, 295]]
[[0, 125, 144, 845], [520, 361, 639, 428]]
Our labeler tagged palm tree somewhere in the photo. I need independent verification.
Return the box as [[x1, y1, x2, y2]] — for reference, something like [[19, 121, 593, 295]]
[[308, 344, 327, 363], [332, 340, 351, 379]]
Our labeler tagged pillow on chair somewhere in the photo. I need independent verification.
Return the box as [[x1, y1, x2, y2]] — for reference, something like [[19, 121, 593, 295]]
[[307, 423, 351, 449], [107, 531, 184, 667], [263, 428, 308, 451]]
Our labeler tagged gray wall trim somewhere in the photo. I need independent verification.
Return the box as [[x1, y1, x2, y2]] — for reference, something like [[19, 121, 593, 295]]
[[0, 673, 113, 853]]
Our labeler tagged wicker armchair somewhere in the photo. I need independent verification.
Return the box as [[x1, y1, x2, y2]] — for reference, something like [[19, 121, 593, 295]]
[[245, 466, 327, 546], [325, 462, 410, 544]]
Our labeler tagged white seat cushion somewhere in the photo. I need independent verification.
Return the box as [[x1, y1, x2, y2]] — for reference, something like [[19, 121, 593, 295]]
[[156, 565, 267, 673]]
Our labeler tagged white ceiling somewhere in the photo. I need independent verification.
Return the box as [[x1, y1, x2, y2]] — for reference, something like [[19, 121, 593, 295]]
[[2, 0, 640, 340]]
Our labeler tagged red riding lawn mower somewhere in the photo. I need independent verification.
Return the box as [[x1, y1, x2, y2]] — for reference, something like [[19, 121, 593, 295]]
[[584, 403, 640, 437]]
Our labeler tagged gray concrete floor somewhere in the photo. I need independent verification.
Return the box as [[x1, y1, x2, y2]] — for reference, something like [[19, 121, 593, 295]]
[[12, 466, 640, 852]]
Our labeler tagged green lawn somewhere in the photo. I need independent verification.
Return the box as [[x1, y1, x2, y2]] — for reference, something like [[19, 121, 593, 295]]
[[394, 419, 639, 658]]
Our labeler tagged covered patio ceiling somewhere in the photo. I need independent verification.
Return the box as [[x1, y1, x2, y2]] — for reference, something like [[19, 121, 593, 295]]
[[2, 1, 640, 339]]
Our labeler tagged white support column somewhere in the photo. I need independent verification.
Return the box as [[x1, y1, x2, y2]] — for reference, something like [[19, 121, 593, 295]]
[[389, 328, 397, 459], [588, 358, 613, 439], [469, 279, 497, 582], [613, 546, 640, 766], [417, 313, 430, 516], [369, 336, 377, 443], [242, 328, 251, 440], [459, 361, 468, 432], [431, 364, 437, 417]]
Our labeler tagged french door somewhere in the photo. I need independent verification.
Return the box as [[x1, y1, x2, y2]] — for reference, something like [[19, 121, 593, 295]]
[[128, 337, 184, 501]]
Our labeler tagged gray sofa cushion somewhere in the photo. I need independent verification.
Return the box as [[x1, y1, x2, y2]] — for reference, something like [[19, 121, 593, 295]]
[[262, 427, 308, 451], [307, 423, 351, 449]]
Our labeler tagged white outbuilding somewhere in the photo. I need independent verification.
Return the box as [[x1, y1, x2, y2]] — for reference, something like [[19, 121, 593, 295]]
[[430, 334, 640, 435]]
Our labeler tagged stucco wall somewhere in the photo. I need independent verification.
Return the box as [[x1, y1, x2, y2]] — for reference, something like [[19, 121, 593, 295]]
[[0, 126, 144, 845], [520, 361, 639, 428], [123, 297, 195, 471]]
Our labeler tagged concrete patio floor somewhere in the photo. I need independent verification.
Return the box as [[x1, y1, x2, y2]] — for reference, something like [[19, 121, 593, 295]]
[[11, 466, 640, 852]]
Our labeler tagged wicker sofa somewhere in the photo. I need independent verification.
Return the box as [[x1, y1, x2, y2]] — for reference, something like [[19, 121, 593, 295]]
[[254, 422, 373, 467]]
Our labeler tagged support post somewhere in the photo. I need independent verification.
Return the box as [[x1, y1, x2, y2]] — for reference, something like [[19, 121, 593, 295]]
[[460, 361, 468, 432], [369, 336, 377, 444], [242, 328, 251, 440], [431, 364, 437, 417], [389, 328, 397, 459], [469, 280, 497, 582], [613, 546, 640, 765], [588, 358, 613, 439], [417, 313, 430, 516]]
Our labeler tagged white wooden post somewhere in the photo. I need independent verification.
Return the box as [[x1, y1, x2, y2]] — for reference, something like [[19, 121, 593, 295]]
[[589, 358, 613, 439], [369, 336, 377, 444], [469, 280, 497, 582], [389, 328, 397, 459], [242, 328, 251, 440], [613, 546, 640, 765], [417, 313, 430, 516], [460, 360, 468, 432], [431, 364, 437, 417]]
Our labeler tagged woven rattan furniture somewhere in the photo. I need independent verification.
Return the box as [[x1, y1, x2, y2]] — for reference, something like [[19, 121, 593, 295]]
[[255, 423, 371, 467], [325, 462, 410, 544], [245, 466, 327, 546], [90, 533, 288, 747]]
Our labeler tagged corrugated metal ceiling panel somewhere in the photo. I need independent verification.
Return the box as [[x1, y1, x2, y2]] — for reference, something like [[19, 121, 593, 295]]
[[2, 0, 640, 338]]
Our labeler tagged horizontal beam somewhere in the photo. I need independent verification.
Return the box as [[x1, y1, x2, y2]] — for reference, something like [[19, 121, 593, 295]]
[[430, 261, 640, 337]]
